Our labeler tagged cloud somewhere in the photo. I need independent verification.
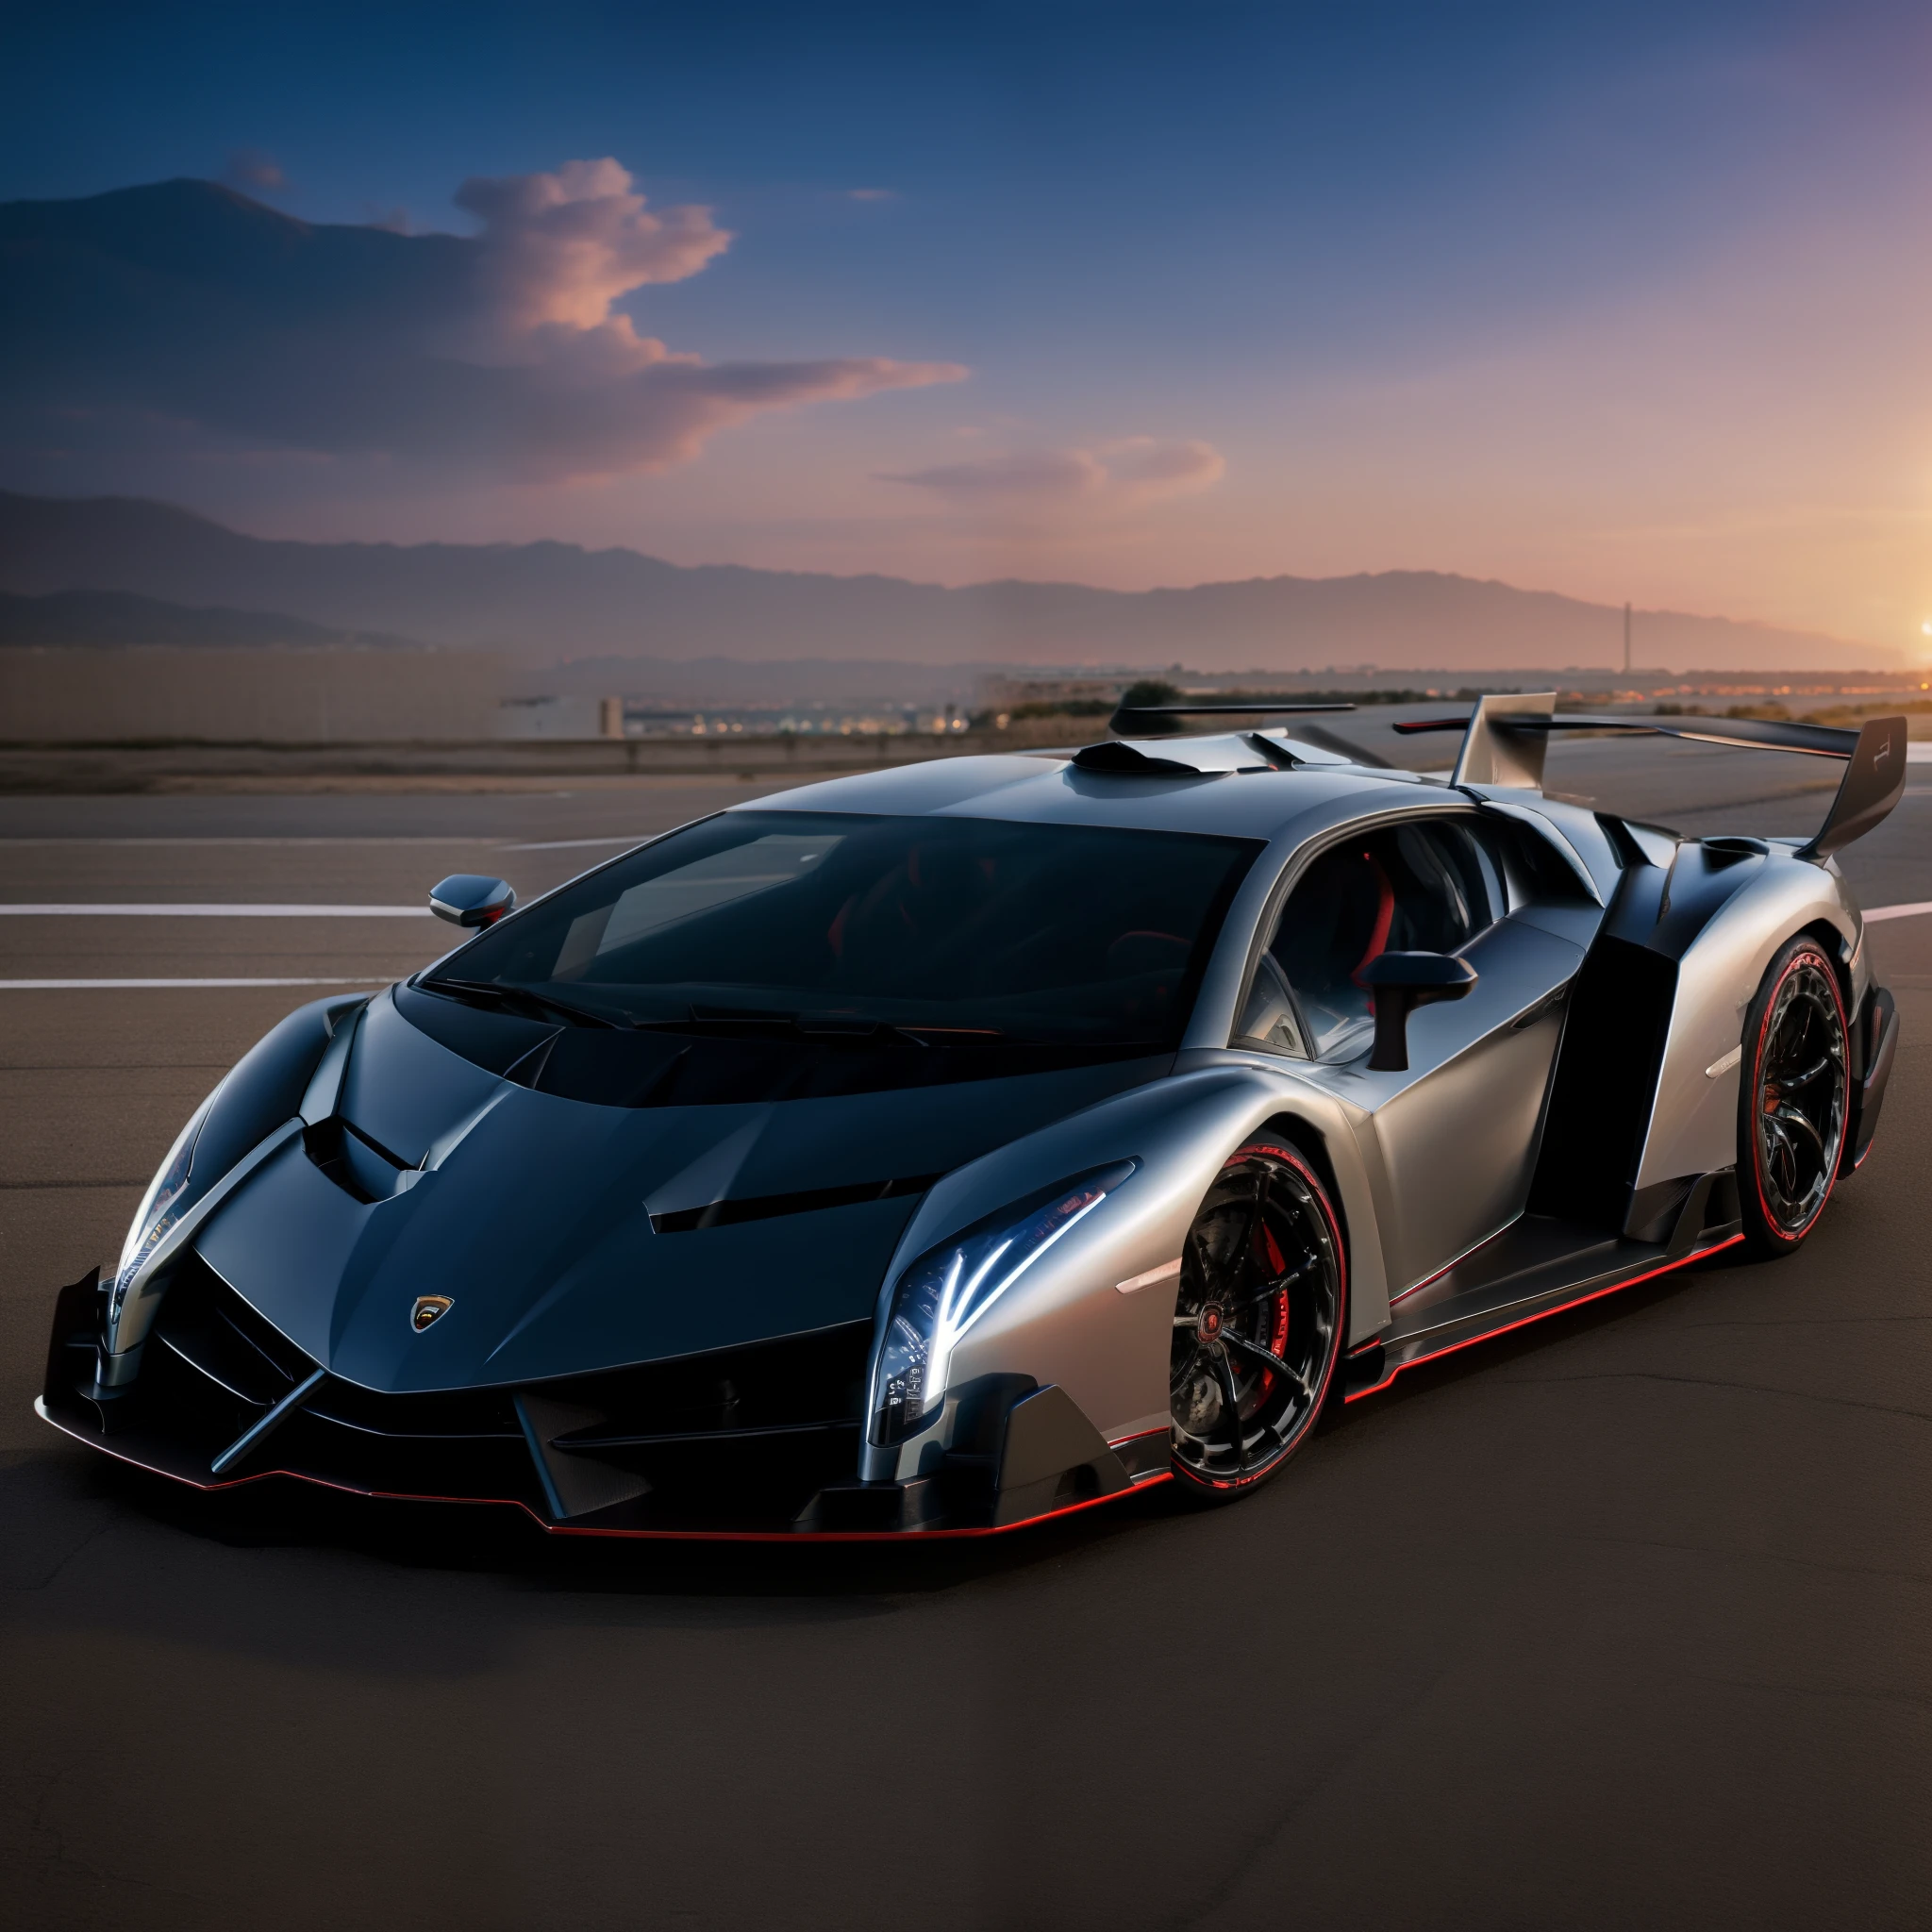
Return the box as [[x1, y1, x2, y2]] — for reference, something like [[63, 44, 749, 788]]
[[882, 438, 1224, 508], [0, 161, 966, 483], [1100, 437, 1227, 500], [454, 158, 731, 341], [885, 448, 1108, 498], [222, 148, 286, 194]]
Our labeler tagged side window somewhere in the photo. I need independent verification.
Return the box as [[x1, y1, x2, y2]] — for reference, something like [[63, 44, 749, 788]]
[[1236, 818, 1504, 1060]]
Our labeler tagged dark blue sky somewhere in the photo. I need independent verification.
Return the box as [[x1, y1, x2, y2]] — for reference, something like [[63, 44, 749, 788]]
[[2, 2, 1927, 644], [5, 3, 1896, 346]]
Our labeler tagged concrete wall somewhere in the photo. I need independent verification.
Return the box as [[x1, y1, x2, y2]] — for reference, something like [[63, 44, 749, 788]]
[[0, 647, 504, 742], [497, 693, 603, 739]]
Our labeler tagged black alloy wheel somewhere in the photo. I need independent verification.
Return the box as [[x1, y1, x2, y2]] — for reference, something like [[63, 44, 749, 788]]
[[1739, 936, 1848, 1256], [1169, 1141, 1346, 1497]]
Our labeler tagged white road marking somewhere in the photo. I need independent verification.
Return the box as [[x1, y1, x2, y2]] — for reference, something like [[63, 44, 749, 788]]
[[0, 837, 506, 847], [0, 978, 391, 990], [1864, 902, 1932, 923], [1907, 743, 1932, 763], [0, 904, 431, 917]]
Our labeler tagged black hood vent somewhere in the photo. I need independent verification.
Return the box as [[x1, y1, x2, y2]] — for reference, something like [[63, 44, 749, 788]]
[[651, 1172, 940, 1234]]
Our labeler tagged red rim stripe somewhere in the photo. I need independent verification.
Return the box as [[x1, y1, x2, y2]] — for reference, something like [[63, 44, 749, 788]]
[[1183, 1140, 1348, 1492], [1748, 947, 1845, 1244]]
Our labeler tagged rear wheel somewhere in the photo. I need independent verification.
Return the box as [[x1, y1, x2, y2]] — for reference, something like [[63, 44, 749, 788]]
[[1169, 1141, 1345, 1498], [1739, 936, 1848, 1257]]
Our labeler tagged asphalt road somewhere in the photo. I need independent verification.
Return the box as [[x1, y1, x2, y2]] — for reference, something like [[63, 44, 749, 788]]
[[3, 746, 1930, 1930]]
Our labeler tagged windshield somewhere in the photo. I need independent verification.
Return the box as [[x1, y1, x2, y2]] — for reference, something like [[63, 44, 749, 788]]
[[431, 811, 1258, 1049]]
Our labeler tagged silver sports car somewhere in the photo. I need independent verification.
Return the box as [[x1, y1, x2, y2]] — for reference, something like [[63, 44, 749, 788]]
[[38, 693, 1906, 1537]]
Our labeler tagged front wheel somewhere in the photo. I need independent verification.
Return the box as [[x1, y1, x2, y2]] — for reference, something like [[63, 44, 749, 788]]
[[1169, 1140, 1346, 1499], [1739, 936, 1849, 1257]]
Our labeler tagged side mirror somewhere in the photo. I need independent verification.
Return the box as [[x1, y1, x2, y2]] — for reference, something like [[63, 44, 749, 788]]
[[1359, 951, 1477, 1072], [429, 874, 516, 928]]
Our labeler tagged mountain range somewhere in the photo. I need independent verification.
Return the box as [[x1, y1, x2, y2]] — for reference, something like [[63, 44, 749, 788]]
[[0, 491, 1885, 673], [0, 587, 416, 651]]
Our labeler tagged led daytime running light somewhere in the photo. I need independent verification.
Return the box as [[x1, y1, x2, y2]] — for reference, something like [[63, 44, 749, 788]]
[[110, 1107, 207, 1315], [869, 1159, 1137, 1447]]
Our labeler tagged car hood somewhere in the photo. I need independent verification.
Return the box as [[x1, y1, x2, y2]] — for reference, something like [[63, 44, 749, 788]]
[[194, 989, 1166, 1392]]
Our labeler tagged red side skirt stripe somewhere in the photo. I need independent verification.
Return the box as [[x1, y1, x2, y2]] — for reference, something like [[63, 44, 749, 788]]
[[1344, 1234, 1744, 1403]]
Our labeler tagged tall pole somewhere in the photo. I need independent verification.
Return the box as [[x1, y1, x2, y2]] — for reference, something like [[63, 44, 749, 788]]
[[1624, 601, 1632, 677]]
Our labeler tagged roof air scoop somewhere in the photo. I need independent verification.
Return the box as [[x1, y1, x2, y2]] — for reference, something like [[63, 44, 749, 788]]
[[1076, 698, 1370, 776], [1071, 733, 1295, 776], [1072, 740, 1217, 776]]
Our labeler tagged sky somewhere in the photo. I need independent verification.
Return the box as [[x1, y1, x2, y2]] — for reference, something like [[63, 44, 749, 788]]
[[2, 0, 1929, 653]]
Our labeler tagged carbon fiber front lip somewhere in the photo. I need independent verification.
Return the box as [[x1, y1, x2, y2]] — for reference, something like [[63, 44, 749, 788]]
[[32, 1395, 1170, 1541]]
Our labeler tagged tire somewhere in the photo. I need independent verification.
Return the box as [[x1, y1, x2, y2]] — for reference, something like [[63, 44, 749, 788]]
[[1169, 1139, 1347, 1500], [1738, 935, 1849, 1257]]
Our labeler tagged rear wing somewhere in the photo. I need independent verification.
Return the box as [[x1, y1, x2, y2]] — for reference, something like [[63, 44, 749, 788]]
[[1392, 696, 1907, 859]]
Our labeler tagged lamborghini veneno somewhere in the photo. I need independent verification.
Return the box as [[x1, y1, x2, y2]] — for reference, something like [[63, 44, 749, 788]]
[[38, 693, 1906, 1537]]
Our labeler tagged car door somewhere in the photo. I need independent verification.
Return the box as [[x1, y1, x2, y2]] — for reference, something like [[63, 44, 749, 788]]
[[1236, 812, 1583, 1293]]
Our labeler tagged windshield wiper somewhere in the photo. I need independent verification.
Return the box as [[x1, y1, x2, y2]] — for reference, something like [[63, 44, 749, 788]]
[[632, 1005, 999, 1046], [425, 976, 626, 1030], [648, 1006, 924, 1045]]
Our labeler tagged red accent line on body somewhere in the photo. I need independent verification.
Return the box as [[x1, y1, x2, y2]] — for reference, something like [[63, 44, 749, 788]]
[[1343, 1235, 1744, 1403], [36, 1402, 1173, 1541]]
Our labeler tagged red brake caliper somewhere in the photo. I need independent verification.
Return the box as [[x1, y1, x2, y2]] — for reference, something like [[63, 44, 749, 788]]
[[1257, 1219, 1291, 1387]]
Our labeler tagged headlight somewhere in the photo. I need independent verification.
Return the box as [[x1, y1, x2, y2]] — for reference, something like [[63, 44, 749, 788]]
[[109, 1103, 209, 1316], [868, 1160, 1137, 1447]]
